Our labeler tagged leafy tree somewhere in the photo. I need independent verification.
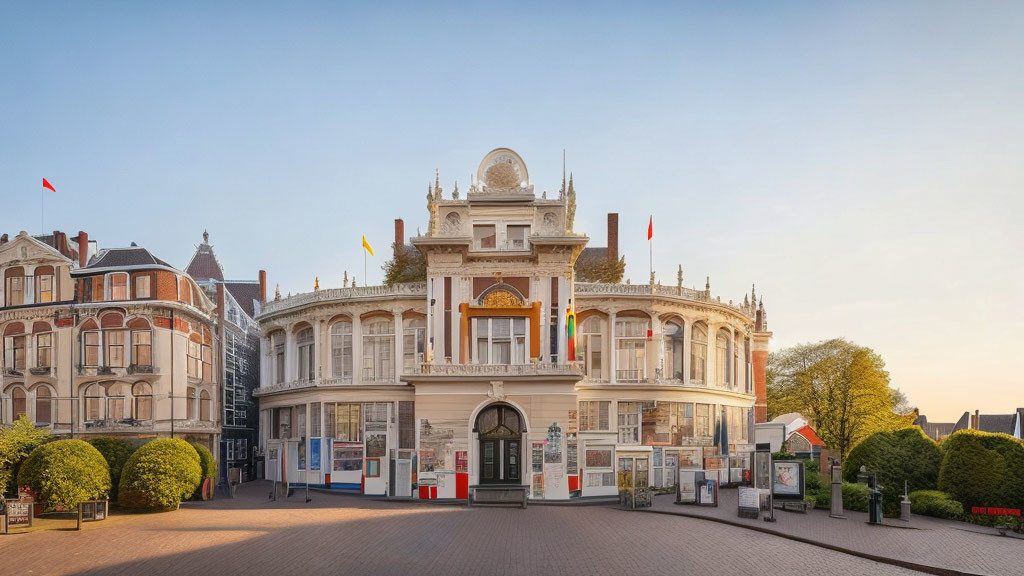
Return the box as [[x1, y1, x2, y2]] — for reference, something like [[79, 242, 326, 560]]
[[0, 415, 51, 495], [767, 338, 914, 460], [382, 242, 426, 285], [575, 255, 626, 283]]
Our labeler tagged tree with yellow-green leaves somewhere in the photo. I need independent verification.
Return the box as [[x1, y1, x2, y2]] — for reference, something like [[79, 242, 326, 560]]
[[767, 338, 915, 460]]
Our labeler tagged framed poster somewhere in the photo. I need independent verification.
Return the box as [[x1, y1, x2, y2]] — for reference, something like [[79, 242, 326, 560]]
[[772, 461, 805, 500], [366, 458, 380, 478], [297, 440, 307, 470], [738, 486, 760, 518], [310, 438, 322, 471], [532, 442, 544, 474], [566, 434, 578, 471], [698, 479, 718, 506], [532, 473, 544, 498]]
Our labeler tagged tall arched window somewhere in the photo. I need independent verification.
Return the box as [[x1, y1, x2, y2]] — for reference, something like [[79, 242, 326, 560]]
[[615, 317, 649, 382], [84, 383, 104, 421], [330, 320, 353, 380], [107, 382, 129, 420], [133, 382, 153, 421], [200, 389, 212, 421], [12, 386, 27, 419], [35, 266, 54, 303], [663, 321, 684, 380], [270, 331, 285, 384], [362, 317, 394, 382], [129, 318, 152, 368], [186, 386, 197, 420], [716, 328, 731, 387], [690, 322, 707, 385], [403, 317, 426, 373], [296, 327, 314, 381], [579, 316, 604, 380], [34, 386, 52, 425], [3, 324, 27, 371]]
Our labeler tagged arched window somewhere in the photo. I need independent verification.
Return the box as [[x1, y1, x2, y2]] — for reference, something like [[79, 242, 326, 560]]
[[12, 386, 27, 419], [403, 317, 426, 373], [5, 267, 25, 306], [615, 317, 649, 382], [131, 328, 152, 367], [35, 322, 53, 370], [716, 328, 731, 387], [186, 386, 197, 420], [35, 266, 54, 304], [663, 321, 684, 380], [361, 317, 394, 382], [296, 327, 315, 381], [34, 386, 52, 424], [84, 383, 104, 421], [330, 320, 353, 380], [3, 322, 27, 370], [270, 331, 285, 384], [579, 316, 604, 380], [200, 389, 212, 421], [107, 382, 129, 420], [133, 382, 153, 421], [690, 322, 707, 385]]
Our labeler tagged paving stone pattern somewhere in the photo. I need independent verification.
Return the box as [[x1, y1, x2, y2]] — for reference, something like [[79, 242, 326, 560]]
[[1, 482, 926, 576]]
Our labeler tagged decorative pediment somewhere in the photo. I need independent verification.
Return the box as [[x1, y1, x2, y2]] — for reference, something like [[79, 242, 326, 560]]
[[481, 289, 523, 308]]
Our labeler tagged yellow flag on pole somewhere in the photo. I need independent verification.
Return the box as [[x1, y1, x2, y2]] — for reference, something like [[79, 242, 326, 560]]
[[362, 235, 374, 257]]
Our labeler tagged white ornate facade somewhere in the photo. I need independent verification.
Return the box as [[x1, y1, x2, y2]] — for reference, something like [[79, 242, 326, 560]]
[[256, 149, 772, 500]]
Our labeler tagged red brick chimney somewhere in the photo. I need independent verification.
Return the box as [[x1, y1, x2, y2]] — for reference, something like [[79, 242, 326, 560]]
[[394, 219, 405, 254], [76, 231, 89, 268], [258, 270, 267, 305], [607, 213, 619, 263]]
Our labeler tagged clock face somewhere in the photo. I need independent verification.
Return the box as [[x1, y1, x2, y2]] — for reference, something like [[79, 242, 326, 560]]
[[477, 148, 529, 190]]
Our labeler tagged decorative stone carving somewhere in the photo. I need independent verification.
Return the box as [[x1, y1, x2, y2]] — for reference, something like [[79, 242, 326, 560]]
[[485, 161, 521, 190], [482, 289, 523, 308], [441, 212, 462, 235], [487, 380, 506, 400], [542, 212, 558, 234]]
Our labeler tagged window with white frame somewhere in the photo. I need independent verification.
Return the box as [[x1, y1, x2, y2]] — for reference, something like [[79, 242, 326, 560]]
[[663, 321, 684, 380], [615, 318, 648, 382], [716, 328, 730, 387], [106, 382, 129, 420], [271, 332, 285, 384], [5, 275, 25, 306], [36, 274, 54, 303], [107, 273, 128, 301], [133, 382, 153, 421], [84, 383, 104, 421], [106, 330, 127, 368], [132, 330, 152, 366], [473, 224, 497, 250], [690, 322, 707, 385], [83, 331, 102, 367], [225, 441, 235, 461], [134, 275, 151, 299], [506, 225, 529, 249], [579, 317, 603, 380], [296, 327, 315, 381], [330, 321, 353, 380], [4, 333, 27, 370], [474, 317, 526, 365], [361, 318, 394, 382], [403, 317, 426, 373], [36, 332, 53, 369], [579, 400, 610, 431], [187, 340, 201, 378], [617, 401, 642, 444]]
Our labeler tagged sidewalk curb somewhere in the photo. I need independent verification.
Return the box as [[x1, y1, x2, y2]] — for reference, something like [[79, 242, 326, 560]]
[[635, 507, 988, 576]]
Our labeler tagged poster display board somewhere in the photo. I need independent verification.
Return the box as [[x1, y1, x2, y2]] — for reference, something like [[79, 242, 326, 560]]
[[2, 497, 34, 532], [772, 461, 805, 500], [310, 438, 321, 472], [737, 487, 759, 519]]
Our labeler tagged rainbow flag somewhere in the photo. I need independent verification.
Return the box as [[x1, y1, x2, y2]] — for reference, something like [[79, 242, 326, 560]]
[[566, 303, 577, 361]]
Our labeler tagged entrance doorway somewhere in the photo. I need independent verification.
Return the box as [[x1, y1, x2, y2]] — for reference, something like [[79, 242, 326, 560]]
[[476, 404, 523, 484]]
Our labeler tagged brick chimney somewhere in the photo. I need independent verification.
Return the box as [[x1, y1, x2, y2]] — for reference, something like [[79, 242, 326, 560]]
[[76, 231, 89, 268], [258, 270, 267, 304], [607, 213, 619, 263], [394, 219, 405, 254]]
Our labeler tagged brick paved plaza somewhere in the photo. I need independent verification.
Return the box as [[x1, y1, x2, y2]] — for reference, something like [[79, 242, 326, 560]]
[[0, 482, 948, 576]]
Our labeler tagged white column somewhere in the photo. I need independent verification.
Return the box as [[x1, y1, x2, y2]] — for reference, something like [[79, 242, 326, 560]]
[[284, 330, 296, 382], [682, 319, 692, 385], [394, 310, 403, 382], [609, 310, 617, 383], [653, 315, 664, 381], [352, 315, 363, 383], [320, 320, 331, 380], [313, 319, 322, 381]]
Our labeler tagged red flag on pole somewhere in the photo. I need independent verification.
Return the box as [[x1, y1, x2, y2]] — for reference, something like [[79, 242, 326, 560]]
[[647, 216, 653, 240], [42, 178, 56, 193]]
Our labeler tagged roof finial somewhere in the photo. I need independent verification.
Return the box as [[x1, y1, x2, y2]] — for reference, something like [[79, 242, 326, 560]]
[[343, 270, 348, 286], [434, 168, 443, 199], [314, 277, 319, 291], [706, 275, 711, 292], [203, 229, 209, 244], [751, 284, 757, 309], [274, 284, 281, 301], [566, 172, 576, 232], [452, 179, 459, 200], [560, 148, 566, 199], [677, 265, 683, 288]]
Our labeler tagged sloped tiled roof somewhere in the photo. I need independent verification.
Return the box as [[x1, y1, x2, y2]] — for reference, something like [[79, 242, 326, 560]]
[[85, 246, 173, 269], [186, 241, 224, 281], [793, 425, 826, 447], [225, 281, 261, 318], [977, 414, 1019, 436], [952, 412, 971, 432]]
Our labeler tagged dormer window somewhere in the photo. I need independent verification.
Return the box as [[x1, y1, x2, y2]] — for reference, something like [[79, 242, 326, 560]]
[[106, 273, 128, 300], [4, 271, 25, 306], [134, 275, 151, 299], [473, 225, 497, 250]]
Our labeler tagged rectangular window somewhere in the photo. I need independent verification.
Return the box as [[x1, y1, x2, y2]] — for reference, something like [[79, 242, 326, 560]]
[[579, 401, 610, 431], [5, 276, 24, 306], [333, 403, 362, 442], [617, 401, 641, 444], [5, 335, 26, 370], [202, 345, 212, 381], [695, 403, 712, 437], [110, 274, 128, 300], [132, 331, 152, 366], [473, 224, 496, 250], [474, 317, 526, 365], [506, 225, 529, 249], [399, 401, 415, 449], [84, 331, 101, 367], [310, 402, 322, 437], [105, 330, 126, 368], [226, 442, 235, 461], [680, 403, 694, 440], [36, 333, 52, 368], [324, 403, 336, 438], [134, 275, 151, 299], [297, 404, 307, 438], [187, 340, 201, 378], [37, 275, 54, 303]]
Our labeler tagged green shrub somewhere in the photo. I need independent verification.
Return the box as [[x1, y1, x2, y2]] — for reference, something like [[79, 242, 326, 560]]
[[842, 481, 870, 512], [0, 415, 51, 495], [119, 438, 202, 511], [88, 438, 137, 500], [844, 427, 942, 516], [16, 440, 110, 511], [909, 490, 963, 520], [808, 487, 831, 509], [189, 442, 217, 499], [939, 430, 1024, 511]]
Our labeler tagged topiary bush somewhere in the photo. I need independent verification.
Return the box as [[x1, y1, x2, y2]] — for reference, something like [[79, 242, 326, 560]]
[[844, 427, 942, 516], [119, 438, 202, 511], [0, 415, 52, 495], [189, 441, 217, 499], [88, 438, 137, 500], [17, 440, 111, 511], [939, 430, 1024, 511], [909, 490, 963, 520]]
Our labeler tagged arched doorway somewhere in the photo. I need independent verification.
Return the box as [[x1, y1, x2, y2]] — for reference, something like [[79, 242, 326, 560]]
[[475, 403, 523, 484]]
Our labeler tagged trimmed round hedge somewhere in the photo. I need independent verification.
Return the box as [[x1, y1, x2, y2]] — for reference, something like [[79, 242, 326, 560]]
[[939, 430, 1024, 511], [17, 439, 111, 511], [909, 490, 963, 520], [119, 438, 202, 511], [190, 442, 217, 499], [844, 427, 942, 516], [88, 438, 137, 500]]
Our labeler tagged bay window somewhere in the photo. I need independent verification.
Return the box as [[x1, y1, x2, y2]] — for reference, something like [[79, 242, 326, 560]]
[[690, 323, 707, 385], [474, 317, 526, 364], [361, 318, 394, 382], [134, 275, 151, 299], [579, 317, 603, 380], [107, 273, 128, 301], [132, 330, 152, 366], [615, 318, 648, 382], [330, 321, 353, 380], [187, 340, 201, 378]]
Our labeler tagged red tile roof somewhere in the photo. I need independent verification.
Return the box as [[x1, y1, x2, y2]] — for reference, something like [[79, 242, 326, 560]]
[[794, 425, 826, 447]]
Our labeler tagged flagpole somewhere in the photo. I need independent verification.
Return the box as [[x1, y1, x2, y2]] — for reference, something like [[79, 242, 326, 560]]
[[649, 216, 653, 286], [364, 249, 367, 287]]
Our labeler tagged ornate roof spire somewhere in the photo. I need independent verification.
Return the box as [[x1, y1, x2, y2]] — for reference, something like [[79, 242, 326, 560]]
[[751, 284, 757, 309], [202, 229, 209, 244], [314, 277, 319, 291], [274, 284, 281, 301], [566, 172, 577, 232], [677, 265, 683, 287], [706, 275, 711, 292], [434, 168, 443, 200], [559, 148, 566, 199], [452, 179, 459, 199]]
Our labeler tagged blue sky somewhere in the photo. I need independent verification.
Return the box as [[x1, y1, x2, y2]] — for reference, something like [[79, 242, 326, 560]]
[[2, 2, 1022, 421]]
